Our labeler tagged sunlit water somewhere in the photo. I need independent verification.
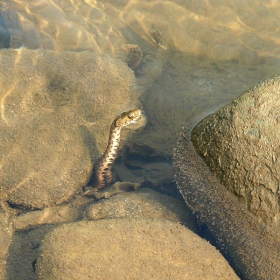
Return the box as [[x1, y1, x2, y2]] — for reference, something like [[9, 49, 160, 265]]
[[2, 0, 280, 154], [1, 0, 280, 279]]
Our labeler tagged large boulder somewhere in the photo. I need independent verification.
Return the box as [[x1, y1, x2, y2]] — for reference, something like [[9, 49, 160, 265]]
[[0, 48, 138, 209], [174, 75, 280, 279], [5, 189, 197, 279], [36, 219, 239, 280], [191, 75, 280, 229]]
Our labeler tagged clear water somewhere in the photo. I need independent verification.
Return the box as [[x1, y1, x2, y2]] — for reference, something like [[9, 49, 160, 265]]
[[2, 0, 280, 154], [1, 0, 280, 279]]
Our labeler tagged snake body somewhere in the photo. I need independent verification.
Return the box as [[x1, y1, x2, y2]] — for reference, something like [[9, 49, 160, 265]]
[[174, 110, 280, 279], [93, 109, 142, 189]]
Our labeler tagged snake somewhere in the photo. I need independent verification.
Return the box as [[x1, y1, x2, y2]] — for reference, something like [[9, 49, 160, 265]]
[[174, 109, 280, 280], [93, 109, 143, 189]]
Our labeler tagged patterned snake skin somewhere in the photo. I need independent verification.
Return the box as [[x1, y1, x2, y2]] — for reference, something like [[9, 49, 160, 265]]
[[93, 109, 142, 189]]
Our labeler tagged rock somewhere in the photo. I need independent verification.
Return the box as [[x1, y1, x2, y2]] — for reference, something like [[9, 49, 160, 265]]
[[0, 12, 10, 48], [0, 48, 138, 209], [7, 180, 192, 278], [0, 0, 167, 88], [36, 219, 239, 280], [5, 224, 55, 280], [113, 157, 175, 191], [192, 75, 280, 229], [120, 44, 143, 69], [174, 76, 280, 279], [85, 188, 198, 232], [7, 187, 196, 279], [0, 203, 12, 279]]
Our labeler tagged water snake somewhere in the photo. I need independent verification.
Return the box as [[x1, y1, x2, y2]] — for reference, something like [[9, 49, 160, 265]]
[[93, 109, 142, 189], [174, 110, 280, 280]]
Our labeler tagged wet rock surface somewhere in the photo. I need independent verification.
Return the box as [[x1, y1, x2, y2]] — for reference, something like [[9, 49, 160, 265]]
[[0, 48, 138, 210], [85, 188, 198, 232], [174, 75, 280, 279], [6, 187, 203, 280], [192, 75, 280, 229], [36, 219, 239, 280], [0, 12, 10, 48], [0, 203, 12, 280]]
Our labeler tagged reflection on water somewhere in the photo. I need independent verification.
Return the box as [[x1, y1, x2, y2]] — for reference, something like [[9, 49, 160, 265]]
[[1, 0, 280, 279]]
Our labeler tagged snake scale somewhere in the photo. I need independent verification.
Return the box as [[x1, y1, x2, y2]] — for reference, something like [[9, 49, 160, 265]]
[[174, 110, 280, 280], [93, 109, 142, 189]]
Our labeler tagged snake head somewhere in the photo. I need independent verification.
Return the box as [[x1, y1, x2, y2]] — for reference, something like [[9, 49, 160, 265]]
[[115, 109, 142, 127]]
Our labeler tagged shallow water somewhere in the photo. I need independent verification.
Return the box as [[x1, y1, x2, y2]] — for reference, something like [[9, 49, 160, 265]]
[[1, 0, 280, 279], [2, 0, 280, 153]]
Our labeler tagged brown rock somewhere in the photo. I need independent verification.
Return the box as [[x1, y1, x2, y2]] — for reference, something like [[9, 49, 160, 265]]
[[0, 204, 12, 279], [192, 75, 280, 229], [36, 219, 239, 280], [0, 48, 138, 209], [174, 76, 280, 279], [86, 188, 198, 232]]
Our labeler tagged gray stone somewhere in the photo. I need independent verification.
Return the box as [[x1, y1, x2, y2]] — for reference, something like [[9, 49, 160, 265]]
[[0, 48, 138, 209]]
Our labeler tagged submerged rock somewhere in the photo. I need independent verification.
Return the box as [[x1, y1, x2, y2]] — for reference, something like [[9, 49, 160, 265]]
[[192, 75, 280, 229], [85, 188, 198, 232], [36, 219, 239, 280], [0, 48, 138, 209], [0, 203, 12, 279], [174, 75, 280, 279]]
